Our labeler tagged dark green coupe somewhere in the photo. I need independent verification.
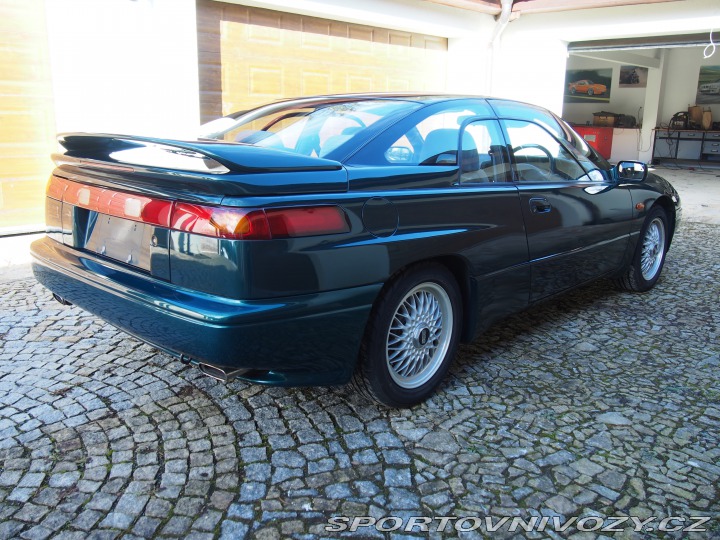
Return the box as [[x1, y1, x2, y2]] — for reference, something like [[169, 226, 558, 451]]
[[31, 94, 681, 407]]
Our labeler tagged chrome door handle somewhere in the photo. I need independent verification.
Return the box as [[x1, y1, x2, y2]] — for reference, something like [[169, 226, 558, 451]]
[[529, 197, 552, 213]]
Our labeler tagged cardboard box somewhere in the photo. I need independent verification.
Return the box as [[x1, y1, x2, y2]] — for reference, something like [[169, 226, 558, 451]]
[[689, 105, 702, 126], [593, 114, 617, 127]]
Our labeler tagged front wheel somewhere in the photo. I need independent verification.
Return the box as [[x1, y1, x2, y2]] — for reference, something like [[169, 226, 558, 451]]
[[354, 264, 462, 407], [615, 206, 668, 292], [587, 88, 594, 96]]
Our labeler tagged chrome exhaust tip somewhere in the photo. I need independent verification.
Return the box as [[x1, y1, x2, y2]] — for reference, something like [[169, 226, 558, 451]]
[[197, 362, 248, 382], [178, 355, 247, 382], [52, 293, 73, 306]]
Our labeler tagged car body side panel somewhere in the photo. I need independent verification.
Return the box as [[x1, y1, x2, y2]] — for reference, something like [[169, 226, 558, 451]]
[[168, 226, 395, 300], [516, 181, 633, 301], [345, 165, 531, 338], [626, 173, 681, 235]]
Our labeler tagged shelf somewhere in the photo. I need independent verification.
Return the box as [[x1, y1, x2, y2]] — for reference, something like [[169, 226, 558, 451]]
[[652, 129, 720, 163]]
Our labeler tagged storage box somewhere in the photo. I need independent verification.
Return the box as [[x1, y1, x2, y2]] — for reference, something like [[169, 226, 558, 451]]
[[689, 105, 702, 127], [593, 113, 618, 127]]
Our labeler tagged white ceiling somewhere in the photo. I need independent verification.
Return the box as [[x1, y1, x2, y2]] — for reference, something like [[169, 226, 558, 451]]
[[424, 0, 683, 15]]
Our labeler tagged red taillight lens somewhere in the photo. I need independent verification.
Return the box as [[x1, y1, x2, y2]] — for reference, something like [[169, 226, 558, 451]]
[[47, 176, 349, 241], [47, 175, 69, 200], [47, 175, 172, 227], [266, 206, 349, 238], [169, 204, 349, 240], [170, 203, 271, 240]]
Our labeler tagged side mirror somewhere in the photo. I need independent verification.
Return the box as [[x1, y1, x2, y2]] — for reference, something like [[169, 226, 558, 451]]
[[616, 161, 647, 182]]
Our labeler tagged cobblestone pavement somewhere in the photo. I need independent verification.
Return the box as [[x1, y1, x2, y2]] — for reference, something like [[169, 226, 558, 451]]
[[1, 222, 719, 540]]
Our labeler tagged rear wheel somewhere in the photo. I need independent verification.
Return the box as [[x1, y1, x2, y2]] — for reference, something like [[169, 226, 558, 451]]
[[615, 206, 668, 292], [587, 88, 594, 96], [354, 263, 462, 407]]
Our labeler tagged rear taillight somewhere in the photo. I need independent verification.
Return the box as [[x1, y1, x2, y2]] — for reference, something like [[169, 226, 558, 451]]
[[169, 204, 349, 240], [47, 175, 172, 227], [265, 207, 350, 238], [47, 176, 349, 240], [47, 175, 68, 200], [170, 204, 271, 240]]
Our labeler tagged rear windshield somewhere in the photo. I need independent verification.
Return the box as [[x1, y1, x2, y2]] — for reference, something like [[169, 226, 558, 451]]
[[199, 100, 421, 158]]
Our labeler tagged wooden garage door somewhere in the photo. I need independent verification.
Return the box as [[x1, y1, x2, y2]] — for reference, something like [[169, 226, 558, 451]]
[[0, 0, 56, 234], [197, 0, 448, 122]]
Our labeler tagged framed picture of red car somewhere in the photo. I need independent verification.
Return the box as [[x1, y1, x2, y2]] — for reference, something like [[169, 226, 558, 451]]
[[564, 68, 612, 104]]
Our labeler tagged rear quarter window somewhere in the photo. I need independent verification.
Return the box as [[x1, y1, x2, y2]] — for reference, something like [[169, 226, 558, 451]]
[[349, 100, 495, 167]]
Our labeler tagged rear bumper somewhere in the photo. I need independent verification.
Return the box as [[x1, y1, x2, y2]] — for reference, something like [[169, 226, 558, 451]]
[[31, 237, 380, 386]]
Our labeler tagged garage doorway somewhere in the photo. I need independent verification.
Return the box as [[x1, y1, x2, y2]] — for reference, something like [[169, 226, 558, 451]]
[[196, 0, 448, 122]]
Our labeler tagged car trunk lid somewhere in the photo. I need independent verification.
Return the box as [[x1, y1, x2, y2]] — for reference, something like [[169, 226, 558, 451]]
[[46, 134, 349, 285], [56, 133, 347, 197]]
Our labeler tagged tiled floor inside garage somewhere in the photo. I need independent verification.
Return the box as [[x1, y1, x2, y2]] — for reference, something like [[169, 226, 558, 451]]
[[0, 165, 719, 539]]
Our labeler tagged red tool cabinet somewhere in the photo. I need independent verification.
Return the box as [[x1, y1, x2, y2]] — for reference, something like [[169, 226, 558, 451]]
[[573, 126, 614, 160]]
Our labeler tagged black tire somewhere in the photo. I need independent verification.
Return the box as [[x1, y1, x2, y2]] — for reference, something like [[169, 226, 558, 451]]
[[615, 206, 669, 292], [353, 263, 462, 408], [587, 88, 594, 96]]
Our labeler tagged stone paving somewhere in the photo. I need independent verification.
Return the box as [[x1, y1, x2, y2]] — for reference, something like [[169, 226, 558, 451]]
[[0, 221, 719, 539]]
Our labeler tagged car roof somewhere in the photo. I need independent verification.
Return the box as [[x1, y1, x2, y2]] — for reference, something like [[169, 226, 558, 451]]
[[243, 93, 489, 110], [224, 93, 489, 120], [232, 93, 555, 120]]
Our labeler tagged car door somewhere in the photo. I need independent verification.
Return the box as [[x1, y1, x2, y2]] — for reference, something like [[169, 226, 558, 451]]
[[500, 119, 633, 302], [347, 102, 531, 334]]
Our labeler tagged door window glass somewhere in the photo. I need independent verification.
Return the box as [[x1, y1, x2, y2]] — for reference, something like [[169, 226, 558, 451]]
[[383, 108, 484, 166], [459, 121, 511, 183], [489, 100, 564, 139], [503, 120, 589, 182]]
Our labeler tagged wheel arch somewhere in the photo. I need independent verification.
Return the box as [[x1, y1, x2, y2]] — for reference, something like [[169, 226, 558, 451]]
[[432, 255, 477, 343], [353, 254, 471, 407], [374, 254, 477, 344], [650, 195, 676, 248]]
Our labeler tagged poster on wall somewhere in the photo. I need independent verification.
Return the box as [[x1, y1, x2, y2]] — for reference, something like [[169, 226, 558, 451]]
[[619, 65, 648, 88], [564, 69, 612, 104], [696, 65, 720, 104]]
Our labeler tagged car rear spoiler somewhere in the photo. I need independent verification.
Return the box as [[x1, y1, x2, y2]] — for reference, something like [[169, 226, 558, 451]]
[[52, 133, 348, 199], [56, 133, 343, 174]]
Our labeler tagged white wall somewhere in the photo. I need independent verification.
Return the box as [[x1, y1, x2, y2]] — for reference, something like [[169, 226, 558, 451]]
[[491, 31, 568, 114], [660, 47, 720, 125], [45, 0, 200, 138], [447, 33, 495, 96], [562, 55, 649, 126]]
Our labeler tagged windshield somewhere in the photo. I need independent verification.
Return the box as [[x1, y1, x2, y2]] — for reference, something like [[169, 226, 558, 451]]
[[199, 99, 421, 158]]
